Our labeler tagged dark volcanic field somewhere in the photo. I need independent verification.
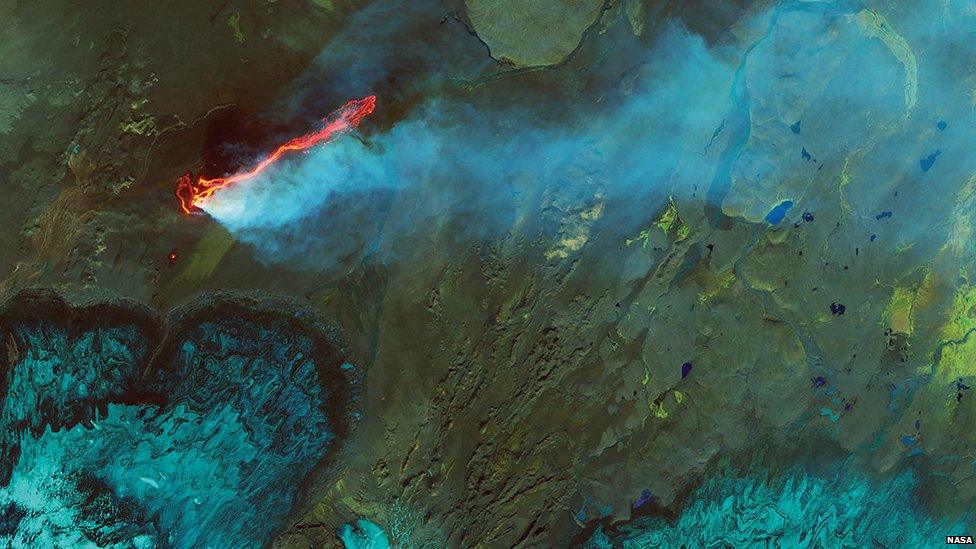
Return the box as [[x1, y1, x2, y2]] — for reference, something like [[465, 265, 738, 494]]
[[3, 0, 976, 546]]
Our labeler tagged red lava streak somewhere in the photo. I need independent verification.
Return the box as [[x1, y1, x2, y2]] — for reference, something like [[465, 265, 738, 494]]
[[176, 95, 377, 214]]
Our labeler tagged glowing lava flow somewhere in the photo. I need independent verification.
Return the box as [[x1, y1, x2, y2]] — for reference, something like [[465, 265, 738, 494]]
[[176, 95, 377, 214]]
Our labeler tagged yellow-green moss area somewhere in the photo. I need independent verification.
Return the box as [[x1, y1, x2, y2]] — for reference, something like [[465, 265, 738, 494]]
[[174, 226, 235, 286], [626, 228, 654, 251], [883, 270, 936, 336], [626, 198, 690, 250], [697, 269, 736, 305], [227, 12, 245, 44], [935, 331, 976, 384], [885, 287, 915, 335], [655, 198, 681, 236], [648, 389, 684, 419], [942, 276, 976, 343]]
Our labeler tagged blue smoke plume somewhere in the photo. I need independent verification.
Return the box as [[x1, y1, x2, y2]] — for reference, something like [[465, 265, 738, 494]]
[[200, 18, 734, 268], [199, 0, 976, 276]]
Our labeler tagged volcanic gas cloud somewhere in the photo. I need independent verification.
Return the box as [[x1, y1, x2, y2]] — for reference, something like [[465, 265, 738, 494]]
[[176, 95, 377, 214]]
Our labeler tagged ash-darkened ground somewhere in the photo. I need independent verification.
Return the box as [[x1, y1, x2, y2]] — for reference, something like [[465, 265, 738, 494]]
[[1, 0, 976, 547]]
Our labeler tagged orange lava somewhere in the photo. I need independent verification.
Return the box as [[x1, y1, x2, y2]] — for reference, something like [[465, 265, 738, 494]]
[[176, 95, 377, 214]]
